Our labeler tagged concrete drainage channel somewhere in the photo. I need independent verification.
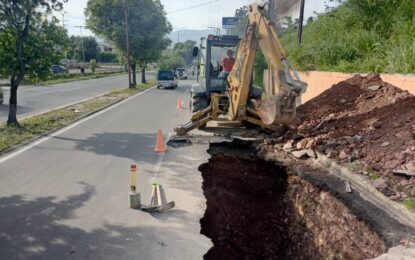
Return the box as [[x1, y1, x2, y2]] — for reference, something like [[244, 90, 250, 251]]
[[197, 139, 415, 260]]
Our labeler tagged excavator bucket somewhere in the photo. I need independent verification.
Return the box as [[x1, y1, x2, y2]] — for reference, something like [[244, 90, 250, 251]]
[[253, 68, 307, 125]]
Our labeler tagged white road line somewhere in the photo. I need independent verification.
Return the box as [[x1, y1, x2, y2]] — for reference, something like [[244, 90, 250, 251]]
[[0, 87, 155, 165], [152, 133, 173, 178]]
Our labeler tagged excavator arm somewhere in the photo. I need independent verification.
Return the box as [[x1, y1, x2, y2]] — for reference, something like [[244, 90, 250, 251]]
[[228, 3, 307, 125], [174, 3, 307, 136]]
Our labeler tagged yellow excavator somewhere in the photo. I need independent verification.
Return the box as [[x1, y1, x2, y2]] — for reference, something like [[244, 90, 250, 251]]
[[174, 3, 307, 135]]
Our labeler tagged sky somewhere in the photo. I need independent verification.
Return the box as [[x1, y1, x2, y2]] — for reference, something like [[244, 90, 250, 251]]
[[63, 0, 328, 36]]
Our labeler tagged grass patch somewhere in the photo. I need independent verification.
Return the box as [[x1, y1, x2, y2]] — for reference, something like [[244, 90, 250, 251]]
[[369, 170, 381, 180], [281, 0, 415, 74], [403, 199, 415, 211], [39, 71, 126, 86], [0, 79, 155, 153]]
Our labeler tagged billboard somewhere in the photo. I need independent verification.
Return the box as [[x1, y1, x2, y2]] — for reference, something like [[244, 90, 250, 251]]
[[222, 17, 240, 29]]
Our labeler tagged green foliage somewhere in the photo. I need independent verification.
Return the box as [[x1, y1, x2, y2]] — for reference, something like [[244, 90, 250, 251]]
[[159, 52, 185, 70], [172, 40, 196, 66], [403, 199, 415, 211], [67, 36, 99, 62], [0, 0, 68, 82], [89, 59, 97, 73], [281, 0, 415, 73], [85, 0, 172, 68], [0, 17, 68, 83], [369, 171, 381, 180], [254, 49, 267, 87], [97, 51, 118, 63]]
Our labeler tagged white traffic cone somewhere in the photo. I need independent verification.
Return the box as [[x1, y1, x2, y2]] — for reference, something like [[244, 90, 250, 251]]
[[142, 183, 175, 213]]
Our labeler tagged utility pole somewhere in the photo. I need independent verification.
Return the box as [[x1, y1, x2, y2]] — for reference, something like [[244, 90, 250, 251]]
[[61, 12, 68, 59], [177, 30, 180, 43], [61, 11, 68, 28], [75, 25, 86, 63], [124, 0, 132, 88], [298, 0, 306, 45]]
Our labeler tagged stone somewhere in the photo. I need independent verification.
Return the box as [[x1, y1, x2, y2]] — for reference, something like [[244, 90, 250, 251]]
[[373, 178, 387, 190], [395, 133, 402, 138], [326, 149, 338, 158], [381, 142, 390, 147], [296, 140, 306, 150], [291, 150, 309, 159], [384, 160, 399, 170], [305, 139, 314, 149], [283, 142, 294, 151], [340, 99, 347, 104], [316, 145, 326, 153], [264, 138, 275, 145], [354, 135, 363, 143], [389, 194, 401, 201], [393, 169, 415, 177], [400, 180, 410, 186], [371, 120, 382, 129], [368, 85, 381, 91], [405, 162, 415, 171], [339, 151, 348, 160], [325, 140, 338, 149], [410, 188, 415, 197], [305, 149, 316, 158], [345, 136, 355, 145]]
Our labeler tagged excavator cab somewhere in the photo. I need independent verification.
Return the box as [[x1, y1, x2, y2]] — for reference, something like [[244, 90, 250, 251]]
[[189, 34, 262, 115], [174, 3, 307, 136]]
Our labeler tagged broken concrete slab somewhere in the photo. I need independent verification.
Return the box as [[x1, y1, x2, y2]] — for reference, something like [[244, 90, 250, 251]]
[[393, 169, 415, 178]]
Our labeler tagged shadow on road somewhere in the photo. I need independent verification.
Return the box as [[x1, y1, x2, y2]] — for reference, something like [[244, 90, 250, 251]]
[[54, 132, 206, 197], [0, 182, 189, 259], [0, 104, 33, 115], [55, 132, 159, 163]]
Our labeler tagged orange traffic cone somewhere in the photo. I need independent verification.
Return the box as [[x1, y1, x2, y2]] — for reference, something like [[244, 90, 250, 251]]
[[154, 129, 167, 153], [177, 97, 183, 110]]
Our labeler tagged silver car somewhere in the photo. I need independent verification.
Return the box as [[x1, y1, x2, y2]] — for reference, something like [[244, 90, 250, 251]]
[[157, 70, 177, 89]]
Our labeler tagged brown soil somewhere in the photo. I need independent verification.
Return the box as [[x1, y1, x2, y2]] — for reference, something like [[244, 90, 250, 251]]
[[285, 73, 415, 200], [199, 146, 386, 260]]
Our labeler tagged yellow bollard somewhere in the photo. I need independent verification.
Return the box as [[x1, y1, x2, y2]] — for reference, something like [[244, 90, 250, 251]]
[[129, 164, 141, 209], [131, 164, 137, 192]]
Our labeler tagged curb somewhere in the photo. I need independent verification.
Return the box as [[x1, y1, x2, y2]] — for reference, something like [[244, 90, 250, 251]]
[[315, 152, 415, 229]]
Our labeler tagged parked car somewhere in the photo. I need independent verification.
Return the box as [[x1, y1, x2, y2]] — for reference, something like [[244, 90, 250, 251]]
[[157, 70, 177, 89], [175, 68, 188, 80], [51, 65, 69, 74], [0, 88, 3, 105]]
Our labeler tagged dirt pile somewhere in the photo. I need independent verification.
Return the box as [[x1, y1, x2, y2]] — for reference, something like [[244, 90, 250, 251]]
[[281, 74, 415, 201], [199, 143, 386, 260]]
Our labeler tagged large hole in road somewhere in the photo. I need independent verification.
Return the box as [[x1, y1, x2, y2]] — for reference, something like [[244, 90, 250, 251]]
[[199, 141, 386, 260]]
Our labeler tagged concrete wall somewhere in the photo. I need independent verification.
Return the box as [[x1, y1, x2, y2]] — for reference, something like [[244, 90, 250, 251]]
[[298, 71, 415, 103]]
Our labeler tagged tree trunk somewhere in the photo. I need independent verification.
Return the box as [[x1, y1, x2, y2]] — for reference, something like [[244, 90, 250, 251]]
[[141, 66, 146, 83], [131, 63, 137, 86], [7, 80, 19, 126]]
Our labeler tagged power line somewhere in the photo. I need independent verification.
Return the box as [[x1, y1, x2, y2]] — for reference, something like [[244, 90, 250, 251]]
[[167, 0, 220, 14]]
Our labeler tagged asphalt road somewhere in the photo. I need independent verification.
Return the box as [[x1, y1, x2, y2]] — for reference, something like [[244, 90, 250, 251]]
[[0, 72, 154, 124], [0, 79, 212, 259]]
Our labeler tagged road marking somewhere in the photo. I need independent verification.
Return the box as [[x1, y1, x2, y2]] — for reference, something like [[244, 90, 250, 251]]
[[153, 133, 173, 177], [0, 86, 155, 165]]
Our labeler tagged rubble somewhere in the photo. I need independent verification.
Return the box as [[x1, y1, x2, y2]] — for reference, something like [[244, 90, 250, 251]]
[[280, 74, 415, 201]]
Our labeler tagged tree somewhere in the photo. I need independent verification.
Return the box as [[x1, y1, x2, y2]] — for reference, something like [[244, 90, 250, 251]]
[[0, 0, 68, 126], [159, 52, 185, 70], [172, 40, 196, 66], [67, 36, 99, 62], [85, 0, 171, 86]]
